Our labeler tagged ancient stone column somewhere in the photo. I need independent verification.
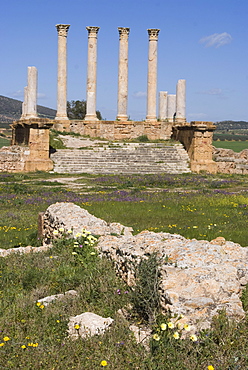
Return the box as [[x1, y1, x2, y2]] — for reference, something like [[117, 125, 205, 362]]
[[116, 27, 130, 121], [26, 66, 38, 119], [55, 24, 70, 121], [158, 91, 168, 120], [176, 79, 186, 123], [21, 86, 28, 118], [146, 29, 160, 121], [85, 26, 100, 121], [167, 94, 176, 122]]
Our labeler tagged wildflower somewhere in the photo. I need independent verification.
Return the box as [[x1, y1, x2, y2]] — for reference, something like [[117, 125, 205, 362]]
[[74, 324, 80, 330], [184, 324, 191, 331], [207, 366, 214, 370], [72, 252, 77, 255], [3, 336, 10, 341], [53, 230, 59, 235], [67, 229, 72, 234], [0, 343, 4, 347], [36, 302, 41, 307], [32, 343, 38, 347], [90, 252, 96, 255], [58, 227, 64, 232], [100, 360, 108, 366], [39, 304, 45, 309], [56, 320, 60, 323], [190, 334, 198, 342], [173, 332, 180, 339], [153, 334, 160, 341], [21, 345, 26, 349], [75, 232, 82, 238], [167, 322, 174, 329], [160, 323, 167, 331]]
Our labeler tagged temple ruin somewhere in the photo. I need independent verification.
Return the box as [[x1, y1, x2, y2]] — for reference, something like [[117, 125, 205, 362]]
[[2, 24, 218, 174]]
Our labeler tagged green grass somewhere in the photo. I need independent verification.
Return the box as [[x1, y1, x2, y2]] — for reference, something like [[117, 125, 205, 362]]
[[213, 140, 248, 152], [0, 137, 10, 148], [0, 172, 248, 368]]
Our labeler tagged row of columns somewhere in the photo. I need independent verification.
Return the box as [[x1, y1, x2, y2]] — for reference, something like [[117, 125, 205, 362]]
[[21, 25, 186, 123], [159, 79, 186, 123]]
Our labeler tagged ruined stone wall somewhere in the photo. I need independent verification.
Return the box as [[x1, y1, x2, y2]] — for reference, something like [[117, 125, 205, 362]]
[[213, 147, 248, 174], [69, 120, 173, 140], [0, 146, 30, 172], [172, 122, 217, 173]]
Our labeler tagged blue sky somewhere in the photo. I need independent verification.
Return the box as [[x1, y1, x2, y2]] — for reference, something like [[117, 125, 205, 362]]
[[1, 0, 248, 122]]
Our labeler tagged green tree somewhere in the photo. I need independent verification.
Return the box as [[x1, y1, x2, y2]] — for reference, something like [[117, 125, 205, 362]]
[[67, 100, 102, 120]]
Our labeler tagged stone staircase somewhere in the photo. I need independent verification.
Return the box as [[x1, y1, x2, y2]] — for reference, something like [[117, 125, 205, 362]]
[[50, 142, 191, 174]]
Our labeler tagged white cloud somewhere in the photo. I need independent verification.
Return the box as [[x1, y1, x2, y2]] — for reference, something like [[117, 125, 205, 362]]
[[199, 32, 232, 48], [133, 91, 147, 98]]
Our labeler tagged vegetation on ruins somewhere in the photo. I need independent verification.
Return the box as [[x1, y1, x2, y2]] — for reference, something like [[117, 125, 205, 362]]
[[67, 99, 103, 120], [0, 172, 248, 368]]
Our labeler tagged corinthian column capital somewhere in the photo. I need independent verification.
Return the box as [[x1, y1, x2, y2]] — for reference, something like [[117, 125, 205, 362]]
[[147, 28, 160, 41], [56, 24, 70, 37], [118, 27, 130, 40], [86, 26, 100, 38]]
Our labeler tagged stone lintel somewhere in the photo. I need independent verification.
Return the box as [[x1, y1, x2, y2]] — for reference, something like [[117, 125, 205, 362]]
[[12, 118, 53, 129]]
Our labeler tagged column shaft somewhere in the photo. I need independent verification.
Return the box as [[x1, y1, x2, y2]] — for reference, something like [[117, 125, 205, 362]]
[[117, 27, 130, 121], [158, 91, 168, 120], [146, 29, 160, 121], [55, 24, 70, 120], [176, 79, 186, 123], [167, 94, 176, 122], [26, 66, 38, 118], [85, 26, 99, 121]]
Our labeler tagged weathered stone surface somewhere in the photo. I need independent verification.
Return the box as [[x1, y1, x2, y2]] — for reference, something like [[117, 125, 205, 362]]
[[68, 312, 113, 340], [213, 147, 248, 174], [0, 244, 52, 257], [42, 203, 248, 331], [37, 290, 78, 306], [42, 202, 133, 242], [97, 230, 248, 329]]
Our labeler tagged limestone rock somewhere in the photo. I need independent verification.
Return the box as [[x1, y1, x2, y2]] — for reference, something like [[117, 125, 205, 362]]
[[68, 312, 114, 340], [42, 202, 133, 242], [37, 290, 78, 306]]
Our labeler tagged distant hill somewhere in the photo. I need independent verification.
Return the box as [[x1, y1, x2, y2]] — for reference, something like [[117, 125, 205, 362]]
[[215, 120, 248, 130], [0, 95, 56, 127]]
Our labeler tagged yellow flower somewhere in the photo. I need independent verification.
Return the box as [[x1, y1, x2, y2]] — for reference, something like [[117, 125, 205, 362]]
[[56, 320, 60, 323], [32, 343, 38, 347], [67, 229, 72, 234], [100, 360, 108, 367], [74, 324, 80, 330], [0, 343, 4, 347], [184, 324, 191, 331], [53, 230, 59, 235], [21, 345, 26, 349], [167, 322, 174, 329], [173, 331, 180, 339], [36, 302, 41, 307], [3, 336, 10, 341], [207, 366, 214, 370], [58, 227, 64, 232], [160, 323, 167, 330], [39, 304, 45, 309], [153, 334, 160, 341], [190, 334, 198, 342]]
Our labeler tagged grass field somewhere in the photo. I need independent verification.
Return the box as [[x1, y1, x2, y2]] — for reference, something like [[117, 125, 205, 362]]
[[0, 172, 248, 369], [213, 140, 248, 152], [0, 137, 10, 147]]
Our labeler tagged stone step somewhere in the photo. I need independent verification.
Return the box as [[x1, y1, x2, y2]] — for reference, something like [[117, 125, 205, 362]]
[[51, 142, 191, 174]]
